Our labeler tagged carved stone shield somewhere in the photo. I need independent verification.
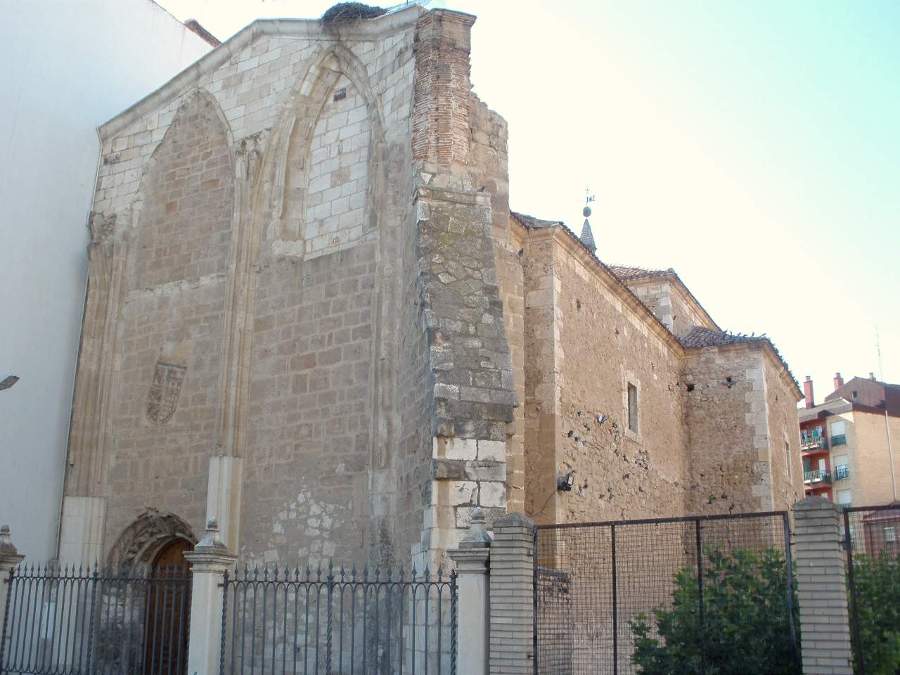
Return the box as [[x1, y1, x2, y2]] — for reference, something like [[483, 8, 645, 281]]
[[146, 362, 186, 424]]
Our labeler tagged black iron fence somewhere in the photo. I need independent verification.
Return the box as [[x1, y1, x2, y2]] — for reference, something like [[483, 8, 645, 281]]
[[220, 563, 457, 675], [534, 511, 798, 675], [0, 564, 191, 675], [843, 504, 900, 675]]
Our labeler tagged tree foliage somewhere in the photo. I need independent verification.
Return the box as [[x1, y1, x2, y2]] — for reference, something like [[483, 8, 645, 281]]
[[630, 547, 800, 675], [850, 552, 900, 674]]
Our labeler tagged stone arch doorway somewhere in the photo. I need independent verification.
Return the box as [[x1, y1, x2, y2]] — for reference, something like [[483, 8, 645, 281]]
[[143, 538, 192, 674], [106, 510, 195, 674]]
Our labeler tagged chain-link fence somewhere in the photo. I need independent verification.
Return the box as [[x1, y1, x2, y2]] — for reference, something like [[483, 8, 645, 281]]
[[843, 504, 900, 674], [534, 511, 798, 674]]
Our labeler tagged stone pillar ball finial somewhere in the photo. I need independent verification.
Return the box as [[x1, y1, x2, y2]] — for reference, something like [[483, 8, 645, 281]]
[[462, 507, 492, 546], [0, 524, 23, 561], [197, 519, 225, 549]]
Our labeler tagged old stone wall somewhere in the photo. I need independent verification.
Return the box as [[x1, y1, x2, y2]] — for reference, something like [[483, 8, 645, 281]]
[[65, 10, 436, 568], [521, 232, 561, 522], [72, 90, 235, 550], [623, 277, 715, 338], [411, 9, 516, 564], [683, 345, 774, 514], [64, 5, 805, 575], [492, 217, 526, 514], [465, 96, 526, 514], [549, 240, 689, 523], [668, 283, 715, 337], [626, 281, 675, 333], [763, 355, 805, 511]]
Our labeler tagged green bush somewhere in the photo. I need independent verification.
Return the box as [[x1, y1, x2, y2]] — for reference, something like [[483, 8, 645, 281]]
[[630, 547, 800, 675], [850, 552, 900, 674]]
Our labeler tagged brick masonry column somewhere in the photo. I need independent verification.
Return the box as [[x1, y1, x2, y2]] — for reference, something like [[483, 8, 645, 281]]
[[448, 508, 491, 675], [184, 521, 236, 675], [489, 512, 534, 674], [793, 497, 853, 675], [0, 526, 24, 665]]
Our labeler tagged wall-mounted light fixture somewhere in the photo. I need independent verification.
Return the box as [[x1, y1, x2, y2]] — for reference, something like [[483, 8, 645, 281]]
[[0, 376, 19, 391], [557, 470, 576, 492]]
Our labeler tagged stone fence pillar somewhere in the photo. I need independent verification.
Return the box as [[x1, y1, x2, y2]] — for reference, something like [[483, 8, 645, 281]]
[[0, 526, 24, 664], [488, 512, 534, 674], [793, 497, 853, 675], [448, 508, 491, 675], [184, 521, 235, 675]]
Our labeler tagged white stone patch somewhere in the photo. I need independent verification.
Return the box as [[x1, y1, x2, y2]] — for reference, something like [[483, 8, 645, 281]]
[[450, 481, 477, 506], [479, 481, 506, 508], [441, 438, 477, 460], [477, 440, 505, 461], [302, 74, 370, 259]]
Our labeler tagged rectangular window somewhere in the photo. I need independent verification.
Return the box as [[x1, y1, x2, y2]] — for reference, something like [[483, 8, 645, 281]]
[[837, 489, 852, 506], [833, 454, 849, 480], [831, 420, 847, 446], [885, 526, 896, 543], [627, 383, 638, 434]]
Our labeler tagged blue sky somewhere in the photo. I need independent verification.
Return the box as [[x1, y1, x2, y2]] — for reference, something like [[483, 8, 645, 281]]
[[160, 0, 900, 400]]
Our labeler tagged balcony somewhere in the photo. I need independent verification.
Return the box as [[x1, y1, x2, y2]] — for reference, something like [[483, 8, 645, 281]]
[[834, 464, 850, 481], [800, 437, 828, 452], [804, 469, 832, 484]]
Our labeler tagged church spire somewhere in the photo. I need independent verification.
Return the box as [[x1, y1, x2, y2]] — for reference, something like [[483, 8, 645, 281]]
[[580, 189, 596, 253]]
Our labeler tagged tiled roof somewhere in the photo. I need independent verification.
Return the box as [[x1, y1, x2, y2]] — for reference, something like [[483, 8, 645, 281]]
[[511, 212, 799, 396], [680, 327, 800, 395], [510, 212, 562, 230], [679, 326, 770, 349], [607, 264, 674, 281]]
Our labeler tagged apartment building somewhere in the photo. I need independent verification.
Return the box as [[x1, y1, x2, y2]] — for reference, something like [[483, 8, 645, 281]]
[[799, 372, 900, 508]]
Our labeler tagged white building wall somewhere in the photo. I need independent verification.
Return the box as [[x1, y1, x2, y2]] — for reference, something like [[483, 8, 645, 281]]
[[0, 0, 213, 561]]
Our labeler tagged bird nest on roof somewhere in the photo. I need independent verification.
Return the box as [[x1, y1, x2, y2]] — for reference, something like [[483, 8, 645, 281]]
[[322, 3, 387, 23]]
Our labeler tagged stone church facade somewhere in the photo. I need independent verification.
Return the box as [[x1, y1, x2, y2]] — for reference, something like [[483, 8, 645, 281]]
[[59, 5, 804, 572]]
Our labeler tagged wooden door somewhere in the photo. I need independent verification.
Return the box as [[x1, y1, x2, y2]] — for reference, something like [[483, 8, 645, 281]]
[[144, 539, 191, 674]]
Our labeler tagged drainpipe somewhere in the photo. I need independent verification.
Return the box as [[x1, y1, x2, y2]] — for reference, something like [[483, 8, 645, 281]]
[[886, 408, 897, 502]]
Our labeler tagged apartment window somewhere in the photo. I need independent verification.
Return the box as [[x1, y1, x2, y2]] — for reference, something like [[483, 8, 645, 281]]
[[831, 420, 847, 446], [833, 454, 849, 480], [885, 526, 897, 543], [837, 489, 852, 506], [627, 382, 639, 434]]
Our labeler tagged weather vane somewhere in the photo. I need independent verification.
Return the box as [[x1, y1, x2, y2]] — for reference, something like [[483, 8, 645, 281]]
[[580, 187, 597, 253]]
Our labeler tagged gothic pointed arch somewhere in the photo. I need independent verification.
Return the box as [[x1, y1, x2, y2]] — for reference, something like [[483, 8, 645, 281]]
[[267, 45, 386, 254], [106, 509, 197, 571], [132, 89, 235, 289]]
